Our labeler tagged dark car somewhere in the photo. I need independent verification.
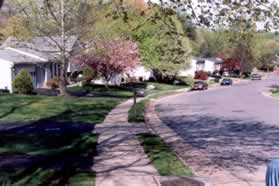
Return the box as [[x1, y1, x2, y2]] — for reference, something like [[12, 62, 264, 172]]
[[221, 78, 233, 86], [251, 74, 262, 80], [192, 81, 208, 91], [230, 73, 241, 78]]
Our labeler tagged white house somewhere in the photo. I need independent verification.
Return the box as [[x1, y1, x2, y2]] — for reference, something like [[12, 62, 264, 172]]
[[179, 57, 223, 77], [126, 65, 153, 82], [93, 65, 153, 86], [0, 36, 78, 92]]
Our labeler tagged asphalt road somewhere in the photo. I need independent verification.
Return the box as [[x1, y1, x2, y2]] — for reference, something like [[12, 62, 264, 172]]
[[156, 74, 279, 186]]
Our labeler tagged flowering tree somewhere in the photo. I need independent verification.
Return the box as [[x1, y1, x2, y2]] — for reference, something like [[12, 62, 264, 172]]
[[74, 38, 140, 87]]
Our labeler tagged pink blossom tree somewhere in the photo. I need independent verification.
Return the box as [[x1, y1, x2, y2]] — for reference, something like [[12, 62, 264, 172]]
[[74, 38, 140, 87]]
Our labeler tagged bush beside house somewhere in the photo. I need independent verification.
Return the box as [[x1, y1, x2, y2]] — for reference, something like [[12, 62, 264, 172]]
[[83, 65, 96, 84], [12, 70, 33, 94]]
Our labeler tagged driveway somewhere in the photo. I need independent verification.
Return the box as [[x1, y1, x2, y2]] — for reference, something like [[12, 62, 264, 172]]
[[155, 74, 279, 186]]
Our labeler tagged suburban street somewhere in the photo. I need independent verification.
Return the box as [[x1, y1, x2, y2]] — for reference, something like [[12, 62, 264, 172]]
[[156, 74, 279, 185]]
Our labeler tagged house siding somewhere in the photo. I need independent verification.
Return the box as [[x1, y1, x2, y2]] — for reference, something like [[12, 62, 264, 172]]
[[13, 63, 54, 89], [0, 59, 13, 91], [179, 58, 223, 77]]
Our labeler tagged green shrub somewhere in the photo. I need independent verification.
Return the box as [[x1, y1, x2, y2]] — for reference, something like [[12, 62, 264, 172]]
[[12, 70, 34, 94], [272, 88, 279, 95], [175, 76, 194, 86], [83, 65, 96, 84]]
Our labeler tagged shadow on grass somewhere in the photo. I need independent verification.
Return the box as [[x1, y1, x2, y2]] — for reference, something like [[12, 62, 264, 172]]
[[67, 84, 135, 99], [0, 112, 97, 186], [0, 100, 39, 120]]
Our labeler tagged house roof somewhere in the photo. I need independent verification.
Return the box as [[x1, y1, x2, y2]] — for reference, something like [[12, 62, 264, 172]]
[[1, 35, 79, 61], [193, 57, 223, 64], [0, 48, 47, 64], [0, 36, 79, 64]]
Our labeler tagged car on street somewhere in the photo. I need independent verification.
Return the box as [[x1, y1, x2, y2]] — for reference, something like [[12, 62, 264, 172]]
[[230, 73, 241, 78], [221, 78, 233, 86], [192, 81, 208, 91], [251, 74, 262, 80]]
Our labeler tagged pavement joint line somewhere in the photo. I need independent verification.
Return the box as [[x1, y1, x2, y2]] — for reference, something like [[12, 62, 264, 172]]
[[93, 99, 160, 186]]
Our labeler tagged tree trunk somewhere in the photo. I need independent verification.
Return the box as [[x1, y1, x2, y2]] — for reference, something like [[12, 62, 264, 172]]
[[58, 0, 69, 96], [59, 63, 69, 96]]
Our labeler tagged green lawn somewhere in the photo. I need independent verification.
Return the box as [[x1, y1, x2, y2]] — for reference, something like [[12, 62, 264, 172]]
[[68, 85, 134, 98], [68, 82, 187, 98], [128, 91, 183, 123], [0, 94, 123, 186], [0, 94, 121, 123], [138, 134, 192, 176], [128, 99, 149, 123], [145, 82, 188, 95], [272, 88, 279, 97]]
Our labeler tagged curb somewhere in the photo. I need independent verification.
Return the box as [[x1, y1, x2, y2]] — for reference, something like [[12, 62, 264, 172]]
[[145, 96, 213, 186]]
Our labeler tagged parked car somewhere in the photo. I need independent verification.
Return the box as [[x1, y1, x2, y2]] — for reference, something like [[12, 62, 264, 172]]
[[230, 73, 241, 78], [192, 81, 208, 91], [251, 74, 262, 80], [221, 78, 233, 86]]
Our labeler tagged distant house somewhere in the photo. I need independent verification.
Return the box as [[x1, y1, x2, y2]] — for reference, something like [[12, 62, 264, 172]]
[[93, 65, 153, 86], [179, 57, 223, 77], [0, 36, 79, 92]]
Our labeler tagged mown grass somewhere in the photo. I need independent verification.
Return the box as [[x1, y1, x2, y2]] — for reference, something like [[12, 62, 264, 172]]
[[145, 82, 188, 95], [67, 84, 134, 98], [0, 94, 123, 186], [128, 99, 149, 123], [272, 88, 279, 97], [0, 94, 122, 123], [128, 91, 183, 123], [138, 134, 192, 176]]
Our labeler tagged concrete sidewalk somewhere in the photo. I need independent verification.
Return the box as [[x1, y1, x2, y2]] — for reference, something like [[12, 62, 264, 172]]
[[93, 99, 160, 186]]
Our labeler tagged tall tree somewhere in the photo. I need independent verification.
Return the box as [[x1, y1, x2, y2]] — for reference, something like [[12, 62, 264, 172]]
[[90, 2, 192, 80]]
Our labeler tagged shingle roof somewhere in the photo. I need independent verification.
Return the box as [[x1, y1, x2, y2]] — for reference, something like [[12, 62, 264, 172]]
[[0, 48, 44, 64], [0, 36, 78, 64], [1, 36, 78, 61], [194, 57, 223, 63]]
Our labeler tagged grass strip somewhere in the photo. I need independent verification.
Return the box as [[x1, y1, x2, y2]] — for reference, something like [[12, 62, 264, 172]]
[[272, 88, 279, 97], [128, 91, 183, 123], [138, 133, 192, 176]]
